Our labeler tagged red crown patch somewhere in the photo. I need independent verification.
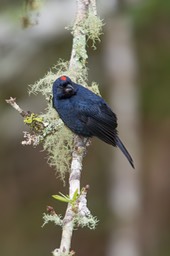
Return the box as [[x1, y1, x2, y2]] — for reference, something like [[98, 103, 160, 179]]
[[60, 76, 67, 81]]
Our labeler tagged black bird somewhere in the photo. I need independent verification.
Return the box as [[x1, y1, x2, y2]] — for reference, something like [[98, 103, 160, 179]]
[[52, 75, 134, 168]]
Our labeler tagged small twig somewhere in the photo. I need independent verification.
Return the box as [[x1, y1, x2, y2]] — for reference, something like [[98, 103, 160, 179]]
[[6, 97, 63, 146], [6, 97, 41, 146], [5, 97, 29, 117]]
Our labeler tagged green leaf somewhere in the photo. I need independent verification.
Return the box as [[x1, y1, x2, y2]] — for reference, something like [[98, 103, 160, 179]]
[[72, 189, 79, 202], [52, 195, 70, 203], [59, 192, 70, 200], [52, 189, 80, 205]]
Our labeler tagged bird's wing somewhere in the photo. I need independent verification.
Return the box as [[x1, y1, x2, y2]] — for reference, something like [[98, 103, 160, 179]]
[[79, 102, 118, 146]]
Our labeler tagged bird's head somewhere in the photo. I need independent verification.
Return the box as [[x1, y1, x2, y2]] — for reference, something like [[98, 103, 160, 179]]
[[53, 76, 77, 99]]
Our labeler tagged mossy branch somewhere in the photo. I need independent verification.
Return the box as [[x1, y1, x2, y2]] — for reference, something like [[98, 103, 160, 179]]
[[55, 1, 102, 254], [6, 0, 103, 255]]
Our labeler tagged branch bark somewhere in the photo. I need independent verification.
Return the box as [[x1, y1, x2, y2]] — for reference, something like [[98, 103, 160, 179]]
[[53, 0, 95, 255], [5, 97, 29, 117]]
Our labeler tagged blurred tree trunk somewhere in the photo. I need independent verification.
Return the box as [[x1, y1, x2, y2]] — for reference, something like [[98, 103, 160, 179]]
[[104, 14, 141, 256]]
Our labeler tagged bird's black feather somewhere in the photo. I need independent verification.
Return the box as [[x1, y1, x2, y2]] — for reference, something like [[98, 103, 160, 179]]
[[115, 136, 134, 168], [52, 76, 135, 168]]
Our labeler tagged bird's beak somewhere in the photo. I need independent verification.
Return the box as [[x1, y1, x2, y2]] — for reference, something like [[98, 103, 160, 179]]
[[65, 84, 74, 93]]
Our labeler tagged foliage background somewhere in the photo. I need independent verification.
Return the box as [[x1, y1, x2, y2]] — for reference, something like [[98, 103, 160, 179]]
[[0, 0, 170, 255]]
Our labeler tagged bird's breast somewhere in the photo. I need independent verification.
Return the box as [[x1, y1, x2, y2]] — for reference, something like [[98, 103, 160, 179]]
[[54, 98, 92, 137]]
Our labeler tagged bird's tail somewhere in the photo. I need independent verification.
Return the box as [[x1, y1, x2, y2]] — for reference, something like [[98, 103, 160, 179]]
[[115, 136, 135, 169]]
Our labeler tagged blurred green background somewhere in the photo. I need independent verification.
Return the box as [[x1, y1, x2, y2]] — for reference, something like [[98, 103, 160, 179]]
[[0, 0, 170, 256]]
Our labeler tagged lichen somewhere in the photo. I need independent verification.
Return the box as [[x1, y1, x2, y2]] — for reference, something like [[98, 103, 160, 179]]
[[44, 123, 74, 183], [28, 61, 75, 181], [74, 213, 99, 230], [89, 81, 101, 95], [28, 59, 100, 182], [84, 9, 104, 49], [28, 60, 70, 99], [42, 213, 63, 227]]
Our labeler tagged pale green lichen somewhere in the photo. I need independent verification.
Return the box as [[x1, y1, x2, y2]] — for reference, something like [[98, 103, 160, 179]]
[[42, 213, 63, 227], [68, 8, 103, 50], [84, 9, 104, 49], [28, 60, 77, 181], [42, 105, 73, 182], [74, 214, 98, 230], [44, 126, 73, 182], [28, 57, 100, 182], [28, 60, 70, 98], [90, 81, 101, 96], [42, 211, 98, 230]]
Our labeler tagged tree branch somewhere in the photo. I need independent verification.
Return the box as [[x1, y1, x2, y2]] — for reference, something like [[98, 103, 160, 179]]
[[5, 97, 29, 117], [6, 1, 100, 255], [53, 1, 94, 255]]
